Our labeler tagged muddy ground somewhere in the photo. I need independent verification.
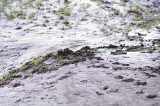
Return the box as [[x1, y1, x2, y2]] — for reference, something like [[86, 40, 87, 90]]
[[0, 0, 160, 106]]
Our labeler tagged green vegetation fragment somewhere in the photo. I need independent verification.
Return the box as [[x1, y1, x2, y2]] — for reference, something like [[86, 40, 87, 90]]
[[28, 12, 36, 19], [58, 6, 71, 16]]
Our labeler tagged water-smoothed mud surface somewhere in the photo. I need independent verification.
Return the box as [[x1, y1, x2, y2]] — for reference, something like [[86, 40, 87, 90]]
[[0, 0, 160, 105]]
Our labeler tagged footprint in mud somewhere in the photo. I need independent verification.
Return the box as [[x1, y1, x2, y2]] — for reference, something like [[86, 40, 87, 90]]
[[135, 81, 147, 86], [144, 66, 160, 75], [146, 95, 157, 99], [144, 72, 156, 78], [80, 80, 88, 83], [112, 62, 130, 67], [112, 67, 122, 70], [15, 26, 22, 30], [112, 62, 120, 65], [115, 75, 124, 79], [122, 78, 135, 82]]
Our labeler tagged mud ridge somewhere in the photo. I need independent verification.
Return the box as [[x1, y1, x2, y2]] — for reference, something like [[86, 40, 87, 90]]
[[0, 46, 98, 87]]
